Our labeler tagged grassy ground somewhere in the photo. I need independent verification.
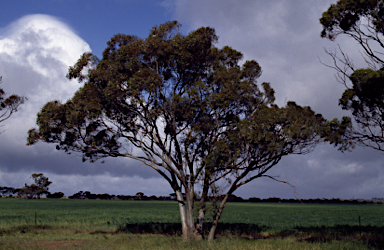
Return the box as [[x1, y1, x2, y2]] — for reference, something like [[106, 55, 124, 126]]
[[0, 230, 371, 250], [0, 198, 383, 249]]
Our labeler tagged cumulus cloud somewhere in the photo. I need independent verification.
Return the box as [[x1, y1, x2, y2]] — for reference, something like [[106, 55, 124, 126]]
[[0, 14, 175, 196], [0, 15, 87, 190], [0, 14, 90, 142]]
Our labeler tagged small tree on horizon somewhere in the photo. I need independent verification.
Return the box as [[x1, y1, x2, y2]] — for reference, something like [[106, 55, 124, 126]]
[[19, 173, 52, 199]]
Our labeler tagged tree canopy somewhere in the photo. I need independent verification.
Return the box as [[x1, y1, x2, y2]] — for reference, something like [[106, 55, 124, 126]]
[[0, 76, 25, 130], [28, 21, 344, 241], [320, 0, 384, 67], [19, 173, 52, 199], [321, 0, 384, 151]]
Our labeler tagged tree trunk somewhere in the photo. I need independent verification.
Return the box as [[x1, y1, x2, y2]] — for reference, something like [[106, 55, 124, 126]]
[[176, 190, 189, 241], [195, 198, 205, 239], [196, 174, 209, 239], [186, 187, 203, 240], [186, 188, 194, 232], [176, 189, 197, 241], [208, 193, 230, 242]]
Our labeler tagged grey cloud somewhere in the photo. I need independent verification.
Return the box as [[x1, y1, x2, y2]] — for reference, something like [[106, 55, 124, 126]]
[[232, 145, 384, 199], [169, 0, 384, 199]]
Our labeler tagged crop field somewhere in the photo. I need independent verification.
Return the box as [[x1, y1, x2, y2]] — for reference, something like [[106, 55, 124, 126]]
[[0, 198, 383, 249]]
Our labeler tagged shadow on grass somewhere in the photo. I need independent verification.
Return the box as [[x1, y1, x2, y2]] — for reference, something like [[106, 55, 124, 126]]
[[294, 225, 384, 250], [117, 222, 384, 249], [117, 223, 181, 235], [294, 224, 384, 235], [0, 224, 53, 236], [117, 222, 268, 237]]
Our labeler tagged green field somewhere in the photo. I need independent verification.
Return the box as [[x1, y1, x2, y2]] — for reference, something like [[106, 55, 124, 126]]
[[0, 198, 383, 249]]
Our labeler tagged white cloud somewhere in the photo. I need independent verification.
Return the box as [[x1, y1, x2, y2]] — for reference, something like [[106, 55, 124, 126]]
[[0, 14, 90, 144], [0, 15, 87, 68], [0, 15, 99, 190], [0, 15, 170, 196]]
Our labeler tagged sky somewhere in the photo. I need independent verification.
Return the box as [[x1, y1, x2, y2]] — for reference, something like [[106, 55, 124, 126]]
[[0, 0, 383, 199]]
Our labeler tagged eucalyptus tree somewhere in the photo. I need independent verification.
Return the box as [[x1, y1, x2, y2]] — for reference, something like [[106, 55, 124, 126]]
[[19, 173, 52, 199], [28, 21, 344, 240], [320, 0, 384, 151]]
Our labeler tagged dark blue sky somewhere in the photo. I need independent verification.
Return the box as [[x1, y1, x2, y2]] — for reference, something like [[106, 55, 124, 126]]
[[0, 1, 173, 58]]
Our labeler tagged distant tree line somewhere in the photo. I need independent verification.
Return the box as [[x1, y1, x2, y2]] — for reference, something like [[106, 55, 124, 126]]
[[0, 173, 63, 199], [1, 183, 382, 204], [1, 173, 382, 204], [67, 191, 171, 200], [246, 196, 384, 205]]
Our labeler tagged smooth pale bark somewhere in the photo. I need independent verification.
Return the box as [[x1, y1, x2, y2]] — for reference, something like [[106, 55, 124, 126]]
[[176, 190, 189, 241], [176, 189, 198, 241]]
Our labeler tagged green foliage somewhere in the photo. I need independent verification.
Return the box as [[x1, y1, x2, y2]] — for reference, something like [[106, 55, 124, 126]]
[[320, 0, 382, 39], [320, 0, 384, 71], [338, 68, 384, 150], [321, 1, 384, 151], [19, 173, 52, 199], [340, 69, 384, 122], [0, 76, 25, 126], [320, 0, 384, 68], [28, 21, 342, 240]]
